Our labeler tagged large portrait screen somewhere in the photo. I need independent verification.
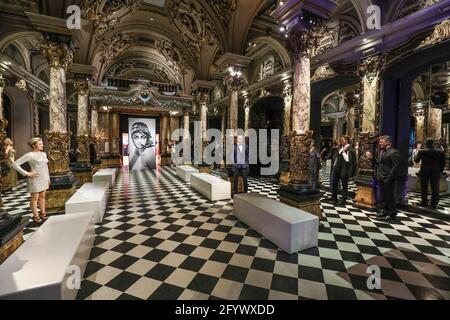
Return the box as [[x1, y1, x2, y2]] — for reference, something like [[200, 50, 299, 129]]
[[128, 118, 157, 170]]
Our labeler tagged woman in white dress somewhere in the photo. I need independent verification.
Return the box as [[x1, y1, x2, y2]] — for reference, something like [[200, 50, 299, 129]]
[[12, 137, 50, 224]]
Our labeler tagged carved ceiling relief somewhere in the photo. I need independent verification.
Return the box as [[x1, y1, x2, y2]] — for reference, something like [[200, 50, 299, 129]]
[[314, 22, 357, 56], [256, 55, 282, 82], [82, 0, 142, 41], [97, 33, 137, 65], [208, 0, 237, 32], [167, 0, 218, 55], [154, 39, 196, 81], [395, 0, 440, 20], [105, 61, 174, 83]]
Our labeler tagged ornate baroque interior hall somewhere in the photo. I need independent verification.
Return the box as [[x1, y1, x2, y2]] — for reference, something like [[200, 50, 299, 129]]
[[0, 0, 449, 303]]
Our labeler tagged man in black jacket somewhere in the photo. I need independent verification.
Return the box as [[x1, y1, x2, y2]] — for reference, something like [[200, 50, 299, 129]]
[[331, 135, 356, 206], [232, 135, 249, 194], [414, 138, 446, 208], [366, 135, 400, 221]]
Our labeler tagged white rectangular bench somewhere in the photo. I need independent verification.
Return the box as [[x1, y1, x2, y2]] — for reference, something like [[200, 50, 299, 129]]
[[234, 193, 319, 254], [92, 168, 117, 187], [190, 173, 231, 201], [0, 212, 95, 300], [65, 182, 109, 224], [176, 165, 199, 183]]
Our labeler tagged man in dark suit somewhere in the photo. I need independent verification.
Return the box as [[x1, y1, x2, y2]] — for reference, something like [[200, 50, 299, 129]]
[[232, 135, 250, 194], [331, 135, 356, 206], [367, 135, 401, 221], [414, 138, 446, 208]]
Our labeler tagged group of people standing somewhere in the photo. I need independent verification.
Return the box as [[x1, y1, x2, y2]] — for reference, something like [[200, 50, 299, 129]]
[[314, 135, 446, 222], [2, 137, 50, 225]]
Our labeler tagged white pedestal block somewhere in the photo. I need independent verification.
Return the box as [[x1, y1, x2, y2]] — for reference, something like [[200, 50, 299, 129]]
[[190, 173, 231, 201], [0, 212, 95, 300], [65, 182, 109, 224], [234, 193, 319, 254], [176, 165, 199, 183], [93, 168, 117, 187]]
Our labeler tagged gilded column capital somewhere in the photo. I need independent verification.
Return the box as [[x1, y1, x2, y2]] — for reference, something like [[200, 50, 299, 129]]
[[287, 24, 325, 60], [74, 80, 92, 95], [40, 40, 74, 71], [224, 73, 244, 92], [195, 91, 211, 106], [0, 74, 5, 88], [358, 55, 386, 84]]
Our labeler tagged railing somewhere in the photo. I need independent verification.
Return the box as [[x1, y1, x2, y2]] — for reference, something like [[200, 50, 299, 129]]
[[106, 78, 182, 96]]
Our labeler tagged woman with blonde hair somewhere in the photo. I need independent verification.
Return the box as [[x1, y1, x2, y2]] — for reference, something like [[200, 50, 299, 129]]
[[3, 138, 17, 187], [12, 137, 50, 224]]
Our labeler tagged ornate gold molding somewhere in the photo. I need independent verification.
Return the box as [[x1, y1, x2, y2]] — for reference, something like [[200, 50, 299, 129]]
[[76, 135, 91, 163], [289, 130, 313, 184], [288, 25, 325, 60], [224, 74, 244, 92], [15, 79, 29, 93], [419, 19, 450, 48], [97, 33, 137, 65], [357, 131, 378, 176], [359, 55, 386, 84], [45, 131, 71, 175], [74, 80, 92, 95], [311, 64, 336, 82], [0, 74, 5, 88], [40, 41, 74, 70]]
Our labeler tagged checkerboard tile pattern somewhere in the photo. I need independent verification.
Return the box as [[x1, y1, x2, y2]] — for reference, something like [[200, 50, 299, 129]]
[[75, 167, 450, 300], [320, 170, 450, 217], [2, 181, 38, 240]]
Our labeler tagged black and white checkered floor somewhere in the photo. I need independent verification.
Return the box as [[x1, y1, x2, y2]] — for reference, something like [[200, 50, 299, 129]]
[[2, 168, 449, 300]]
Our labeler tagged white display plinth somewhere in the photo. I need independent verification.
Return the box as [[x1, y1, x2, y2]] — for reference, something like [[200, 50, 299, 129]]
[[0, 212, 95, 300], [65, 182, 109, 224], [190, 173, 231, 201], [93, 168, 117, 187], [234, 193, 319, 254], [176, 165, 199, 183]]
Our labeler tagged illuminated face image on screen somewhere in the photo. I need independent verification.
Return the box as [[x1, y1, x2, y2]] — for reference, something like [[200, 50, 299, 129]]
[[128, 118, 157, 170]]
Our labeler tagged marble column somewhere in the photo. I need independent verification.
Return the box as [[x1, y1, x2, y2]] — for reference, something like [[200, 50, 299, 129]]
[[427, 107, 442, 141], [244, 97, 250, 136], [183, 109, 190, 164], [0, 74, 7, 143], [0, 74, 7, 214], [74, 80, 91, 164], [224, 73, 243, 135], [278, 25, 323, 218], [280, 82, 292, 184], [111, 111, 120, 156], [444, 123, 450, 169], [90, 103, 101, 163], [345, 92, 358, 142], [40, 40, 76, 213], [354, 55, 386, 210], [160, 114, 169, 155], [40, 40, 74, 175]]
